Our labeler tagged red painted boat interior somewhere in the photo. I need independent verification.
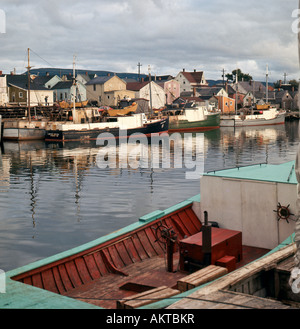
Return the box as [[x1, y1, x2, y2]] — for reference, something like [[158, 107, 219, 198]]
[[11, 205, 270, 308]]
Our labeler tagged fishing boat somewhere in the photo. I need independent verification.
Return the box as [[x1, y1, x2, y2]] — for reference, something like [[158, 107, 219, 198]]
[[2, 119, 48, 141], [220, 105, 286, 127], [163, 104, 220, 132], [2, 161, 297, 309], [45, 112, 169, 142]]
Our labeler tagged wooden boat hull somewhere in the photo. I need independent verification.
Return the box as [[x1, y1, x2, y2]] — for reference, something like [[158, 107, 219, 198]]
[[10, 201, 203, 309], [45, 117, 169, 142], [168, 113, 220, 132]]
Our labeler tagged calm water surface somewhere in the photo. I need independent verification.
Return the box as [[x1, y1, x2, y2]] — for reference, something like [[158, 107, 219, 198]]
[[0, 121, 299, 271]]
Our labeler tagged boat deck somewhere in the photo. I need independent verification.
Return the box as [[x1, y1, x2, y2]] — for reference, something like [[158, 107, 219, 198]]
[[63, 245, 269, 309]]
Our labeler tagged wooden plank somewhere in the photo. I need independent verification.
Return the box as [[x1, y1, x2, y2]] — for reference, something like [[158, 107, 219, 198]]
[[58, 264, 74, 292], [93, 251, 110, 276], [177, 265, 228, 292], [184, 207, 202, 232], [32, 273, 44, 289], [52, 266, 67, 294], [117, 286, 180, 309], [84, 254, 102, 280], [115, 241, 134, 266], [137, 230, 157, 258], [74, 258, 93, 284], [65, 261, 83, 288], [41, 269, 59, 294], [107, 245, 125, 269], [131, 233, 149, 260], [123, 237, 141, 263], [145, 226, 165, 255]]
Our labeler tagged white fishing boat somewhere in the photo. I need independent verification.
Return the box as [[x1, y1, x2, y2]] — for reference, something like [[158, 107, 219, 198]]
[[220, 106, 286, 127]]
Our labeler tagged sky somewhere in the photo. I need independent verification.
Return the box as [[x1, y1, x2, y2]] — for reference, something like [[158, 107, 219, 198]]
[[0, 0, 299, 83]]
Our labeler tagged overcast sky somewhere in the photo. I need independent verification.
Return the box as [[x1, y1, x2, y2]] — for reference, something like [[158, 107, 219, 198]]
[[0, 0, 299, 82]]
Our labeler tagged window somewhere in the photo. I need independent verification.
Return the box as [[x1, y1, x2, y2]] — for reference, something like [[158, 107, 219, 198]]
[[19, 92, 23, 98], [93, 84, 96, 91]]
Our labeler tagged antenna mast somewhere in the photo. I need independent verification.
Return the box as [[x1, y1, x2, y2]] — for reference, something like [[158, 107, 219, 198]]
[[26, 48, 31, 123]]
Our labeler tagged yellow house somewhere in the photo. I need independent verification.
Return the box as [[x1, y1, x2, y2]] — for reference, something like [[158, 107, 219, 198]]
[[86, 75, 135, 107]]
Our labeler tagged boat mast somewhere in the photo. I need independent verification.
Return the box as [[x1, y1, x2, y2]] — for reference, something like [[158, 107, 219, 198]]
[[266, 64, 269, 105], [148, 65, 153, 118], [26, 48, 31, 123], [72, 55, 76, 123], [235, 68, 238, 115]]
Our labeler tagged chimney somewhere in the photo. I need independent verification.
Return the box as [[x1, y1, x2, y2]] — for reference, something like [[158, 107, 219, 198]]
[[0, 70, 2, 76], [194, 69, 196, 72], [202, 211, 212, 266], [183, 68, 185, 72]]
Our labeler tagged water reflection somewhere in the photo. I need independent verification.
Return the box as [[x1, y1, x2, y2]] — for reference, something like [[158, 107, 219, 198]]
[[0, 122, 299, 270]]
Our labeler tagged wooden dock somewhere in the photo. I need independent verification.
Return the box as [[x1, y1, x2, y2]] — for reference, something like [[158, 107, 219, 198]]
[[168, 243, 298, 309]]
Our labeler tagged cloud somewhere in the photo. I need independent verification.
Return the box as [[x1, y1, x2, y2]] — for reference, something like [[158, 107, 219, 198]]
[[0, 0, 299, 82]]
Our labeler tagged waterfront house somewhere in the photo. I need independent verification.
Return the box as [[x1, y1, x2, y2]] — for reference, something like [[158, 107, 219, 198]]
[[215, 95, 236, 113], [51, 79, 87, 103], [86, 75, 135, 107], [126, 81, 166, 110], [0, 73, 8, 106], [290, 91, 299, 110], [175, 69, 209, 93], [6, 74, 53, 106], [156, 79, 180, 105], [275, 90, 293, 111]]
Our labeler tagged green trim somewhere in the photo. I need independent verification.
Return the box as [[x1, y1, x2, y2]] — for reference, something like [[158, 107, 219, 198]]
[[204, 161, 297, 185]]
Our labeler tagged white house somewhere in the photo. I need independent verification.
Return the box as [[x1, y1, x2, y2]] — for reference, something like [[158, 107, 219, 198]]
[[126, 81, 166, 110], [0, 75, 8, 105]]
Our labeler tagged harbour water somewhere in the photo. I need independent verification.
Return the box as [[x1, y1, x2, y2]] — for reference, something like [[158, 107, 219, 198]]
[[0, 121, 299, 271]]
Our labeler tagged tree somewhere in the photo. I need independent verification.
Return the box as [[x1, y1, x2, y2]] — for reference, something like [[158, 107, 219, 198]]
[[226, 69, 253, 82]]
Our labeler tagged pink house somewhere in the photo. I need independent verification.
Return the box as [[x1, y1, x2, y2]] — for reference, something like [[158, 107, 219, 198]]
[[157, 79, 180, 105]]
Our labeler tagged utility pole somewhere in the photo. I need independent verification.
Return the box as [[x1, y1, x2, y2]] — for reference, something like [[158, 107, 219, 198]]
[[26, 48, 31, 123], [137, 62, 142, 82], [266, 64, 269, 104], [235, 67, 238, 115], [222, 68, 226, 88]]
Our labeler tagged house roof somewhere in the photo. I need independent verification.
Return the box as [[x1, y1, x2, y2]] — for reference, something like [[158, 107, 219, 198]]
[[126, 81, 149, 91], [86, 75, 114, 85], [7, 74, 49, 91], [197, 87, 225, 97], [181, 71, 205, 85], [32, 75, 57, 86], [51, 81, 73, 90]]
